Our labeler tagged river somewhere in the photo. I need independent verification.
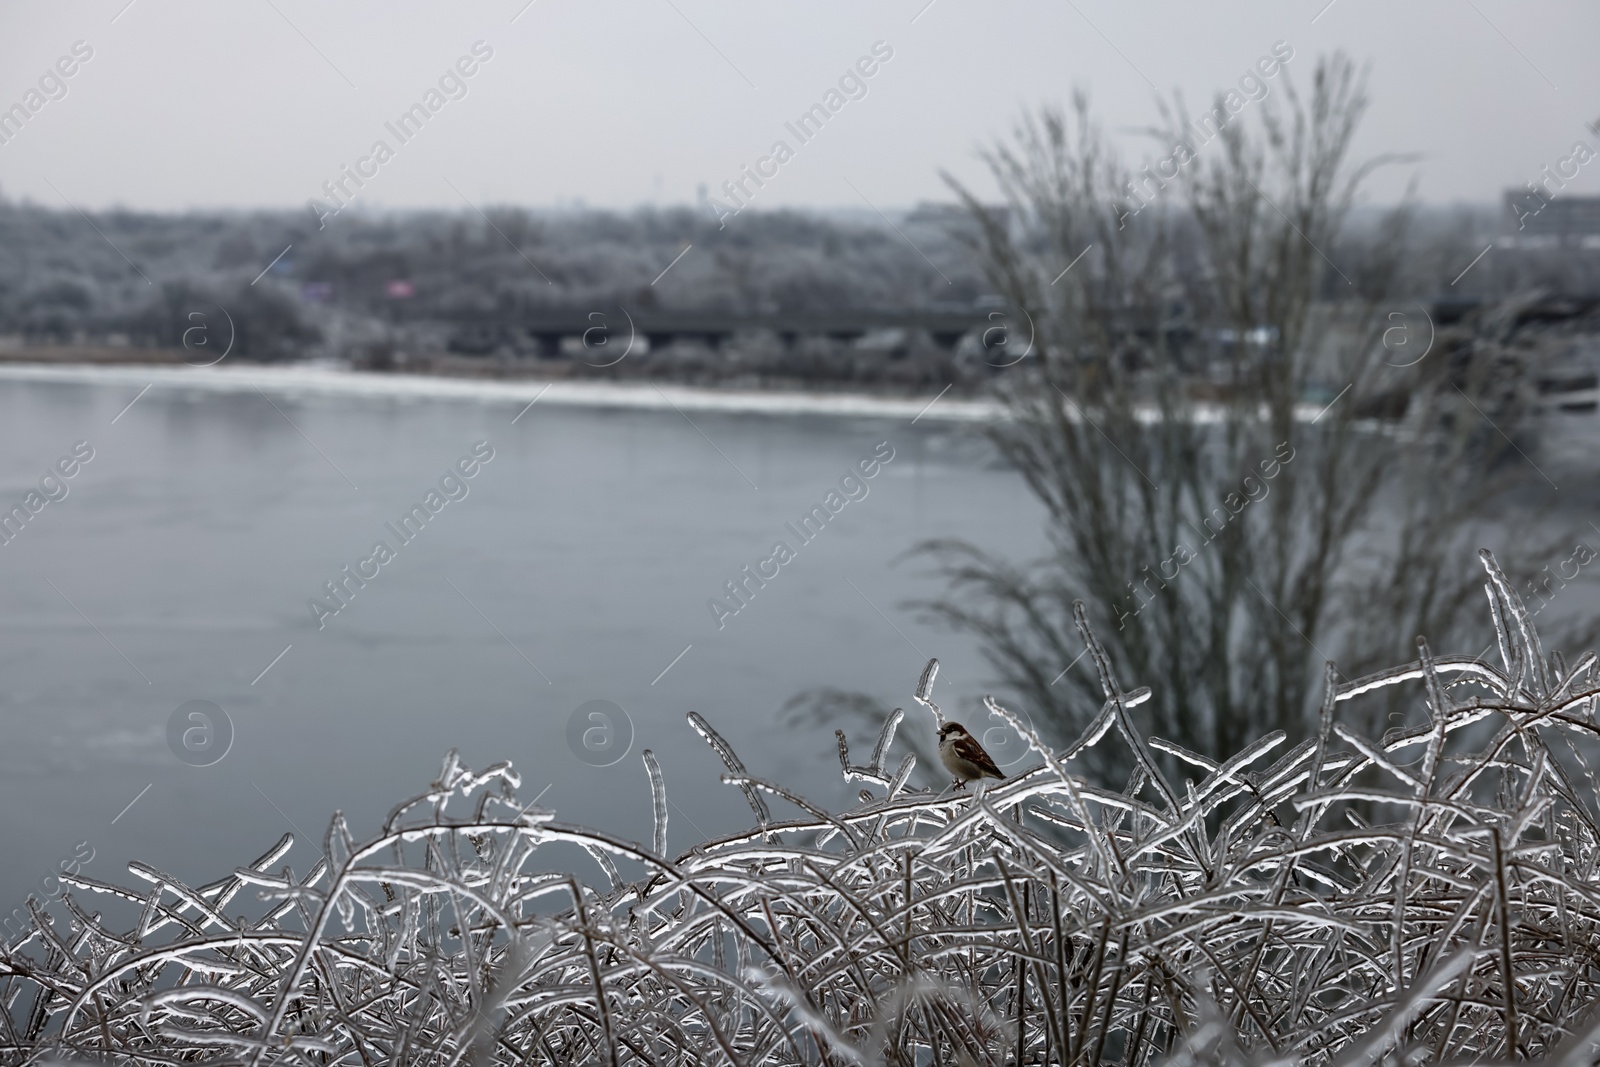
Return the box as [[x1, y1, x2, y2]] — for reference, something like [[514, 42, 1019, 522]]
[[0, 365, 1043, 909]]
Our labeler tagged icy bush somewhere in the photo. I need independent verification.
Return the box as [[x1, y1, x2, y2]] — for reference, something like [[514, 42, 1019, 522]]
[[6, 550, 1600, 1065]]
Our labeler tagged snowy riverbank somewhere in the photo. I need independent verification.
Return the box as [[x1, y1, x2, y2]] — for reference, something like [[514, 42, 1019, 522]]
[[0, 362, 1004, 423]]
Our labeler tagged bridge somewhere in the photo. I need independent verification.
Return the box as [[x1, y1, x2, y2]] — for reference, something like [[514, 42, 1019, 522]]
[[435, 308, 1005, 357]]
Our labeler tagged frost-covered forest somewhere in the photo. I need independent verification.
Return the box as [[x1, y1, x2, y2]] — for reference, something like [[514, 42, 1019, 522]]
[[0, 198, 986, 363], [0, 191, 1563, 389]]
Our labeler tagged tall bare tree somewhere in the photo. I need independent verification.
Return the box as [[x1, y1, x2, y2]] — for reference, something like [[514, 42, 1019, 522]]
[[912, 55, 1555, 777]]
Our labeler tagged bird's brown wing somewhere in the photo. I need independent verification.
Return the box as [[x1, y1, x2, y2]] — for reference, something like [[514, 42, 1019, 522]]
[[956, 734, 1005, 779]]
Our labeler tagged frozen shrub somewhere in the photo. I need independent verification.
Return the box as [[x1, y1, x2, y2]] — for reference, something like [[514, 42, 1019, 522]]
[[4, 549, 1600, 1064]]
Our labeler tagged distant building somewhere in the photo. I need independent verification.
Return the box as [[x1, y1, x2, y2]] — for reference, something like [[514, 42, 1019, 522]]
[[1503, 190, 1600, 248]]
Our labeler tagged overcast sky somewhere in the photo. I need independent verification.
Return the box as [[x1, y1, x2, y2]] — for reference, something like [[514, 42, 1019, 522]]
[[0, 1, 1596, 217]]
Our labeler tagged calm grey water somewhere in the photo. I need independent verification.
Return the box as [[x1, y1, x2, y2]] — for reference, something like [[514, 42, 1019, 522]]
[[0, 374, 1046, 908]]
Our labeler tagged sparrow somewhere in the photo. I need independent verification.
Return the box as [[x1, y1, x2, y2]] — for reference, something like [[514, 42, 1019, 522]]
[[937, 721, 1005, 789]]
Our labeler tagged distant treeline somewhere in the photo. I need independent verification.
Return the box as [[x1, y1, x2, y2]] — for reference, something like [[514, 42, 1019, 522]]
[[1, 196, 1588, 391], [0, 199, 988, 365]]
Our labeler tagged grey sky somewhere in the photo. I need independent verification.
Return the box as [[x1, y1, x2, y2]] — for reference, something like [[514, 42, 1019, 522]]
[[0, 1, 1596, 216]]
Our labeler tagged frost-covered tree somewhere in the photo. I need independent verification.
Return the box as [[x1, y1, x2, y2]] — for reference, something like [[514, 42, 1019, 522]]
[[913, 54, 1572, 776]]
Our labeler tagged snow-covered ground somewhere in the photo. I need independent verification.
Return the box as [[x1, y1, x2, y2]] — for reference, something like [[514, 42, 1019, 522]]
[[0, 361, 1003, 422]]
